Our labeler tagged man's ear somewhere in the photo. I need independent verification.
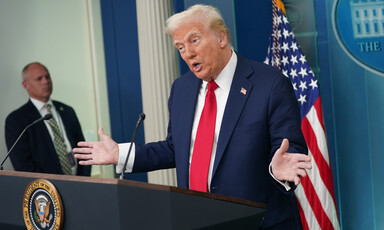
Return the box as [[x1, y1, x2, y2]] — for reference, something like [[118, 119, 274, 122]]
[[22, 80, 28, 90], [218, 31, 228, 48]]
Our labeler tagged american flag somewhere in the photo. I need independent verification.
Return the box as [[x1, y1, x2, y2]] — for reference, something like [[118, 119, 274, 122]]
[[264, 0, 340, 229]]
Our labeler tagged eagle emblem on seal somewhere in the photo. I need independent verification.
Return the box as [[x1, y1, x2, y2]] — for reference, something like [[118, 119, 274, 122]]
[[33, 194, 53, 228]]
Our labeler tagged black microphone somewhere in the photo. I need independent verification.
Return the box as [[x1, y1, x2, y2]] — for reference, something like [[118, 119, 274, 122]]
[[120, 113, 146, 179], [0, 114, 53, 170]]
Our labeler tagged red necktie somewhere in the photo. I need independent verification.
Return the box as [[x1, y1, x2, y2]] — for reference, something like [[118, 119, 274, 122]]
[[190, 80, 219, 192]]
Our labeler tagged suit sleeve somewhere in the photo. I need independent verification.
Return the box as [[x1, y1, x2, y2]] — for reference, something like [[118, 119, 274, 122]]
[[5, 114, 41, 172], [268, 72, 308, 191], [268, 72, 307, 155]]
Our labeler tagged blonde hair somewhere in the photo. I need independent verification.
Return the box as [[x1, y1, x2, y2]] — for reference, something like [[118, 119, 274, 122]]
[[165, 4, 231, 44]]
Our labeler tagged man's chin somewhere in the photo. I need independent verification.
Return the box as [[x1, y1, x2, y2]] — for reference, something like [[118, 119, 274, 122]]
[[193, 73, 211, 81], [42, 93, 52, 101]]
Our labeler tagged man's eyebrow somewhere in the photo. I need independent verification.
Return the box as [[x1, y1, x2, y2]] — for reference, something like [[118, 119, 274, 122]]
[[173, 40, 182, 46], [184, 30, 199, 40], [173, 30, 200, 46]]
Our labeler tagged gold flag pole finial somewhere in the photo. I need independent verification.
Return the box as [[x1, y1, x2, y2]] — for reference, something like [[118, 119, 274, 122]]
[[276, 0, 286, 15]]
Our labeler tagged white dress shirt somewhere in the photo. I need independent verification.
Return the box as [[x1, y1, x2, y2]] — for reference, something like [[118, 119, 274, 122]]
[[188, 51, 237, 189]]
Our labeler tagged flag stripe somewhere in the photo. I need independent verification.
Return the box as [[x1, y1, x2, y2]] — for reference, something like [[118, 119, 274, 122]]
[[300, 136, 340, 229], [306, 104, 340, 225], [300, 174, 333, 229], [302, 115, 336, 200], [314, 97, 326, 131], [307, 101, 330, 165], [296, 184, 321, 230]]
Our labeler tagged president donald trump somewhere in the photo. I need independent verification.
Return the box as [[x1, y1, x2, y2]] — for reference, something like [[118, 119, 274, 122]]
[[74, 4, 311, 229]]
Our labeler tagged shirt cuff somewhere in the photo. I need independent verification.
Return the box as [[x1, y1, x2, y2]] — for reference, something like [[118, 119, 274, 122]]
[[116, 143, 135, 174], [269, 162, 291, 191]]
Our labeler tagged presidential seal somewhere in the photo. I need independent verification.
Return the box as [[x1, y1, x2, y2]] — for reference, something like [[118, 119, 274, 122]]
[[23, 179, 64, 230]]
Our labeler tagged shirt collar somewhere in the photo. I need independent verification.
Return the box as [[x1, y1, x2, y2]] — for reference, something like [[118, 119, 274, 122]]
[[202, 50, 237, 91], [30, 98, 53, 111]]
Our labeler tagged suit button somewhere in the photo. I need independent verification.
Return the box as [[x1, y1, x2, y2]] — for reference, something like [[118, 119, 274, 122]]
[[211, 186, 218, 191]]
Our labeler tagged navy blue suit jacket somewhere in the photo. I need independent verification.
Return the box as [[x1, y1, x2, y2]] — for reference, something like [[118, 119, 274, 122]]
[[5, 100, 91, 176], [133, 55, 307, 229]]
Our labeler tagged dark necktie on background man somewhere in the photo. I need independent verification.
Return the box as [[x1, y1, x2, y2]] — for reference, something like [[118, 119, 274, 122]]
[[46, 104, 72, 175], [190, 80, 219, 192]]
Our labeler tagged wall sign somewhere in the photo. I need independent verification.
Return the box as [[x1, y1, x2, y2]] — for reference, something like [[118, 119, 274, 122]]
[[333, 0, 384, 75]]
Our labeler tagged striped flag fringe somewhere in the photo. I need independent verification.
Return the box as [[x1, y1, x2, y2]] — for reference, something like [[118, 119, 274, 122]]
[[264, 0, 340, 229]]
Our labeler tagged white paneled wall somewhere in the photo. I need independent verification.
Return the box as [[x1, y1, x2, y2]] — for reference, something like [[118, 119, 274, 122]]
[[136, 0, 179, 186]]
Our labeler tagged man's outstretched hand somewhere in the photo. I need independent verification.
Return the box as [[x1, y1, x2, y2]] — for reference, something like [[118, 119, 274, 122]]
[[73, 127, 119, 166], [271, 139, 312, 185]]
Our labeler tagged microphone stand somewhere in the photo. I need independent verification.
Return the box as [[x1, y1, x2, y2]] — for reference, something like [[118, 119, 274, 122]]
[[119, 113, 146, 179]]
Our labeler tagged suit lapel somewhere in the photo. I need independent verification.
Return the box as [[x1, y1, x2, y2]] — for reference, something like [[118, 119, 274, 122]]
[[53, 101, 65, 118], [53, 101, 68, 132], [212, 57, 254, 177], [174, 74, 201, 186], [25, 100, 42, 121]]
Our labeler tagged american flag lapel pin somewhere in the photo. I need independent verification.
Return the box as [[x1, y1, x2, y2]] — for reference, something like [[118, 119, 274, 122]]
[[240, 87, 247, 95]]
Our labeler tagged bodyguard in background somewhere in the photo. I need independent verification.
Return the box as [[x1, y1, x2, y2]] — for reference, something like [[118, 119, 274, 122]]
[[5, 62, 91, 176]]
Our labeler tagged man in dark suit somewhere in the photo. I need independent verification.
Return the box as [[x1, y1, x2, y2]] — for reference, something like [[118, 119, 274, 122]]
[[74, 4, 311, 229], [5, 62, 91, 176]]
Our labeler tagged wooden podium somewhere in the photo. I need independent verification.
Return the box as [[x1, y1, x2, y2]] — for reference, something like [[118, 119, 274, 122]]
[[0, 170, 266, 230]]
